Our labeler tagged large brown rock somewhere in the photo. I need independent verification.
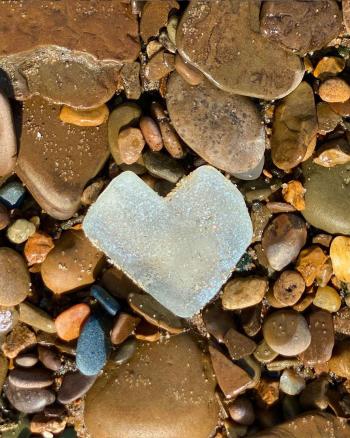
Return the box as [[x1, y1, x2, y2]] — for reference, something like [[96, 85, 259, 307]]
[[177, 0, 304, 100], [16, 96, 109, 219], [84, 334, 219, 438]]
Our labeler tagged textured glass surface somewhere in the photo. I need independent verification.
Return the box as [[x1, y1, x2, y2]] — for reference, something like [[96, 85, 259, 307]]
[[83, 166, 252, 317]]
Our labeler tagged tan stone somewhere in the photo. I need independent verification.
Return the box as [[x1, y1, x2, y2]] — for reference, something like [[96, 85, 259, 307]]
[[313, 139, 350, 167], [319, 78, 350, 103], [282, 180, 306, 211], [140, 0, 179, 42], [329, 341, 350, 378], [296, 246, 328, 287], [60, 104, 109, 127], [313, 286, 341, 313], [314, 57, 345, 79], [330, 236, 350, 282], [222, 277, 267, 310], [2, 323, 36, 359], [118, 127, 145, 165], [316, 102, 342, 135]]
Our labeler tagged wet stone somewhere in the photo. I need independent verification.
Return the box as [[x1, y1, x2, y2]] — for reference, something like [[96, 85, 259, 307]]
[[223, 328, 256, 360], [90, 285, 120, 316], [175, 54, 203, 86], [110, 337, 137, 365], [19, 302, 56, 334], [317, 102, 342, 135], [143, 151, 185, 183], [228, 397, 255, 426], [9, 367, 53, 389], [314, 57, 345, 80], [270, 82, 317, 171], [140, 0, 179, 42], [254, 340, 278, 364], [55, 303, 91, 342], [319, 78, 350, 103], [38, 346, 61, 372], [15, 353, 38, 368], [222, 277, 267, 310], [59, 104, 109, 127], [30, 413, 66, 435], [85, 334, 219, 438], [202, 302, 236, 343], [0, 92, 17, 178], [16, 96, 109, 220], [260, 0, 341, 55], [251, 203, 272, 243], [262, 214, 307, 271], [83, 166, 252, 318], [296, 246, 328, 287], [314, 138, 350, 168], [41, 230, 104, 294], [166, 72, 265, 175], [0, 181, 26, 208], [330, 236, 350, 282], [110, 312, 140, 345], [7, 219, 36, 244], [145, 50, 175, 82], [139, 116, 163, 152], [118, 127, 145, 165], [57, 370, 97, 404], [279, 369, 305, 396], [5, 381, 55, 414], [328, 341, 350, 378], [120, 62, 141, 100], [263, 309, 311, 357], [0, 204, 10, 230], [313, 286, 341, 313], [177, 0, 303, 100], [334, 307, 350, 335]]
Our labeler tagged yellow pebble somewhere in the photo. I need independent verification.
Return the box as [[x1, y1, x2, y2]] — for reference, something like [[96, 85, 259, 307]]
[[330, 236, 350, 282], [313, 57, 345, 79], [313, 286, 341, 313], [319, 78, 350, 103], [59, 104, 109, 127]]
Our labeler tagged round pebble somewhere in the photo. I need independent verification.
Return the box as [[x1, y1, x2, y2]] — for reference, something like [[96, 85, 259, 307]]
[[280, 369, 306, 395], [222, 277, 267, 310], [313, 286, 341, 313], [228, 397, 255, 426], [273, 270, 305, 306], [319, 78, 350, 103], [139, 116, 163, 152], [158, 119, 185, 159], [6, 219, 36, 244], [5, 381, 55, 414], [55, 303, 91, 341], [254, 340, 278, 364], [118, 127, 145, 165], [263, 309, 311, 356], [314, 57, 345, 79], [0, 248, 30, 306]]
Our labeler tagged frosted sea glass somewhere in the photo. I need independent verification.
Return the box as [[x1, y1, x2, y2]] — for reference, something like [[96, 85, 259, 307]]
[[83, 166, 252, 318]]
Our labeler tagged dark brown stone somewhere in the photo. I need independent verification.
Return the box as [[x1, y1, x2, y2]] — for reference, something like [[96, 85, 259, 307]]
[[223, 328, 256, 360], [57, 370, 97, 404], [273, 270, 305, 306], [140, 0, 179, 42]]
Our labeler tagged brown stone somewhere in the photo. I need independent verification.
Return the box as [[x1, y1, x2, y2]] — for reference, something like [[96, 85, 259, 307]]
[[30, 414, 66, 435], [319, 78, 350, 103], [222, 277, 267, 310], [101, 267, 143, 300], [145, 50, 175, 82], [0, 204, 9, 230], [24, 232, 54, 266], [300, 310, 334, 366], [262, 214, 307, 271], [2, 323, 36, 359], [134, 320, 161, 342], [174, 54, 203, 86], [260, 0, 341, 55], [209, 346, 252, 399], [177, 0, 303, 100], [166, 72, 265, 175], [296, 246, 328, 287], [41, 230, 104, 294], [16, 96, 109, 220], [255, 378, 279, 406], [223, 328, 256, 360], [85, 334, 219, 438], [139, 116, 163, 152], [334, 307, 350, 336], [317, 102, 342, 135], [120, 62, 141, 100], [273, 270, 305, 306], [314, 138, 350, 168], [251, 203, 272, 243], [329, 99, 350, 116], [118, 127, 145, 165], [330, 236, 350, 283], [202, 302, 235, 343], [140, 0, 179, 42], [60, 104, 109, 127], [55, 303, 91, 341], [329, 341, 350, 378], [158, 118, 185, 159], [271, 82, 317, 170], [110, 312, 140, 345], [0, 92, 17, 178]]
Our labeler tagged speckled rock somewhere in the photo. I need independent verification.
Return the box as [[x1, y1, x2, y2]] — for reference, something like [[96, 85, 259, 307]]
[[0, 92, 17, 178], [2, 323, 36, 359], [166, 72, 265, 175], [222, 277, 267, 310], [85, 334, 219, 438], [16, 96, 109, 220], [302, 160, 350, 234], [177, 0, 303, 100], [41, 230, 104, 294]]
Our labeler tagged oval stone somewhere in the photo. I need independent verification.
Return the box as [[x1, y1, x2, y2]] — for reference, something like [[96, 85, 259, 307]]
[[57, 370, 97, 404], [84, 334, 219, 438], [0, 92, 17, 178], [0, 248, 30, 306], [9, 367, 53, 389], [5, 381, 55, 414], [166, 72, 265, 175]]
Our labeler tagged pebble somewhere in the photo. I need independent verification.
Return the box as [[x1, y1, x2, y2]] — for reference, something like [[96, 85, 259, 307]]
[[241, 303, 263, 337], [2, 323, 36, 359], [166, 72, 265, 175], [76, 312, 111, 376], [128, 292, 185, 334], [254, 340, 278, 364], [91, 285, 120, 316], [57, 370, 97, 404], [319, 78, 350, 103], [24, 232, 54, 266], [5, 381, 55, 414], [334, 307, 350, 335], [316, 102, 342, 135], [271, 82, 317, 170], [251, 203, 272, 243], [9, 367, 53, 389], [85, 334, 219, 438], [300, 310, 334, 366], [330, 236, 350, 282], [110, 338, 137, 365], [120, 62, 141, 100], [0, 248, 30, 306], [30, 413, 66, 435], [55, 303, 90, 341], [273, 270, 305, 306], [110, 313, 140, 345], [223, 328, 256, 360], [158, 118, 185, 159], [118, 127, 145, 165], [15, 353, 38, 368], [313, 138, 350, 167], [108, 103, 142, 165], [202, 302, 236, 343], [140, 0, 178, 42], [222, 277, 267, 310], [280, 369, 305, 396], [328, 341, 350, 378], [174, 54, 203, 86], [19, 302, 56, 334], [303, 159, 350, 234], [0, 181, 26, 208], [139, 116, 163, 152], [0, 352, 8, 391], [260, 0, 341, 54], [0, 204, 10, 230], [282, 181, 306, 211], [329, 99, 350, 116], [59, 104, 109, 127], [0, 91, 17, 178], [313, 286, 341, 313], [145, 50, 175, 81], [16, 96, 109, 220], [314, 57, 345, 79], [228, 397, 255, 426], [262, 214, 307, 271], [7, 219, 36, 244], [81, 179, 106, 206], [177, 0, 303, 100], [263, 309, 311, 356], [38, 346, 61, 371], [41, 230, 104, 294], [255, 377, 280, 407], [143, 150, 185, 183]]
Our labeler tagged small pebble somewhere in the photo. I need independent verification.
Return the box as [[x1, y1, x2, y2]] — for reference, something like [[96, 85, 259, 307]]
[[330, 236, 350, 282], [280, 369, 306, 396], [110, 312, 140, 345], [282, 181, 306, 211], [7, 219, 36, 244], [273, 270, 305, 306], [296, 246, 328, 286], [228, 397, 255, 426], [175, 53, 203, 86], [59, 104, 109, 127], [316, 102, 342, 135], [328, 341, 350, 378], [202, 302, 236, 343], [91, 285, 120, 316], [2, 323, 36, 359], [0, 307, 17, 334], [0, 181, 26, 208], [15, 353, 38, 368], [38, 346, 61, 371], [110, 337, 137, 365], [24, 232, 54, 266], [143, 150, 185, 183], [319, 78, 350, 102], [55, 303, 91, 341], [144, 50, 175, 81], [0, 204, 10, 230], [313, 285, 341, 313], [30, 413, 66, 435], [158, 119, 185, 159], [9, 367, 53, 389], [313, 57, 345, 79], [223, 328, 256, 360], [313, 140, 350, 167], [222, 277, 267, 310], [19, 302, 56, 334], [139, 116, 163, 152], [81, 179, 106, 206], [254, 340, 278, 364], [263, 309, 311, 356], [118, 127, 145, 165], [57, 370, 97, 404], [5, 381, 55, 414], [299, 378, 329, 410]]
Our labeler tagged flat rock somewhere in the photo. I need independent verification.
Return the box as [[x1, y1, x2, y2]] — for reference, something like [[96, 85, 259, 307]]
[[16, 96, 109, 219], [0, 92, 16, 178], [9, 367, 53, 389], [84, 334, 219, 438], [260, 0, 341, 55], [18, 302, 56, 334], [166, 72, 265, 175], [83, 166, 252, 318], [0, 248, 30, 306], [41, 230, 104, 294], [302, 160, 350, 234], [177, 0, 304, 100], [271, 82, 317, 171]]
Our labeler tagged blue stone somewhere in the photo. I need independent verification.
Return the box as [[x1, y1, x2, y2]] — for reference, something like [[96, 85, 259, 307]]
[[76, 312, 111, 376], [91, 285, 120, 316], [0, 181, 26, 208]]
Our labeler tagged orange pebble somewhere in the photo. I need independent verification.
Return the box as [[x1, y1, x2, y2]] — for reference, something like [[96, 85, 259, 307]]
[[55, 303, 90, 341]]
